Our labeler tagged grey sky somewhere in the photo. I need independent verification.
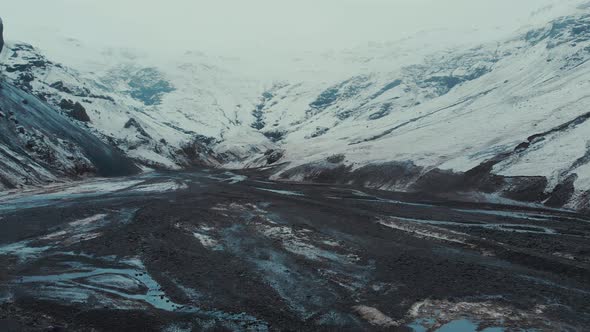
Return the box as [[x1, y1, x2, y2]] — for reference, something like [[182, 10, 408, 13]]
[[0, 0, 585, 56]]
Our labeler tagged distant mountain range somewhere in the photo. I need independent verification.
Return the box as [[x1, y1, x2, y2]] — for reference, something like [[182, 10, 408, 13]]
[[2, 7, 590, 211]]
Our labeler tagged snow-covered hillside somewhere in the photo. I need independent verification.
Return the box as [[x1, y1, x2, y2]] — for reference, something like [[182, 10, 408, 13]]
[[257, 12, 590, 210], [2, 6, 590, 210], [0, 43, 273, 169], [0, 80, 139, 190]]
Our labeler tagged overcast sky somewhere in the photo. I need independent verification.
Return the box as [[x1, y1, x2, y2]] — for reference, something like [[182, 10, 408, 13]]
[[0, 0, 586, 56]]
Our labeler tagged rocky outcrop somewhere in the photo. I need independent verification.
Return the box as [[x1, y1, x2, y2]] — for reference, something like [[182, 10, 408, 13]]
[[123, 118, 150, 138], [59, 99, 91, 122], [0, 17, 4, 56]]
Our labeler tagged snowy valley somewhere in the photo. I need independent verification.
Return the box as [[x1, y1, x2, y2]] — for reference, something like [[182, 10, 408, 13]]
[[2, 3, 590, 331], [2, 7, 590, 212]]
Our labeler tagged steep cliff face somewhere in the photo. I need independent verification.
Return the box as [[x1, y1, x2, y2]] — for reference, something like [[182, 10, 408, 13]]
[[0, 17, 4, 55]]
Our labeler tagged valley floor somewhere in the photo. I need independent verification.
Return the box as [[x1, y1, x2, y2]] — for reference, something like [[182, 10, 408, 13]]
[[0, 169, 588, 331]]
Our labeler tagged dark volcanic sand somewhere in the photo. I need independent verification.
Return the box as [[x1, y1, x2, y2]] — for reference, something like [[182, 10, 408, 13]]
[[0, 169, 588, 331]]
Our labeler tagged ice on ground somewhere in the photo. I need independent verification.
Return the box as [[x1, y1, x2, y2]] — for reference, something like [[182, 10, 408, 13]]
[[223, 172, 247, 184], [378, 219, 470, 245], [385, 216, 557, 235], [0, 241, 52, 262], [255, 188, 305, 197], [132, 181, 188, 192], [17, 265, 188, 312], [406, 299, 552, 331], [353, 305, 399, 327], [193, 232, 221, 250]]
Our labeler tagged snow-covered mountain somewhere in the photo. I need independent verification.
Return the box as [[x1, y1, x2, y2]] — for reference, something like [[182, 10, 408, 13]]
[[0, 80, 139, 190], [2, 6, 590, 210]]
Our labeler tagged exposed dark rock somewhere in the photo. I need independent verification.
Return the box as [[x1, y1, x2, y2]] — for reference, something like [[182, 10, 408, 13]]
[[278, 159, 567, 208], [370, 79, 402, 100], [51, 81, 115, 102], [311, 86, 340, 111], [326, 154, 345, 164], [69, 104, 91, 123], [0, 17, 4, 56], [177, 138, 220, 166], [59, 99, 91, 122], [546, 174, 578, 207], [263, 130, 286, 142], [251, 90, 276, 130], [50, 81, 73, 94], [525, 14, 590, 48], [501, 176, 549, 202], [0, 81, 139, 188], [309, 76, 372, 114], [193, 134, 217, 146], [264, 149, 284, 165], [6, 59, 50, 74], [124, 118, 151, 138], [368, 103, 393, 120], [306, 127, 329, 139], [58, 99, 75, 110], [420, 66, 491, 96]]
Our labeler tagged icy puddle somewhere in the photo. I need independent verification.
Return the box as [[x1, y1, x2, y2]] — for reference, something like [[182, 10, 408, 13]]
[[205, 171, 247, 184], [255, 187, 305, 196], [0, 241, 52, 262], [11, 256, 270, 330], [408, 318, 520, 331], [17, 264, 186, 312], [0, 211, 137, 262]]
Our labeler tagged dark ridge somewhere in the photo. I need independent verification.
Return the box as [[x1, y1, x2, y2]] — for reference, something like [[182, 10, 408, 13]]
[[251, 90, 274, 130], [263, 130, 286, 142], [546, 174, 578, 207], [59, 99, 91, 122], [0, 17, 4, 56], [280, 160, 558, 207], [370, 79, 402, 100], [124, 118, 152, 138], [308, 76, 372, 114]]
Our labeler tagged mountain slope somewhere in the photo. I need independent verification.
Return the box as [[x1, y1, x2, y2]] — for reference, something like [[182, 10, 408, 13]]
[[243, 12, 590, 210], [0, 80, 140, 190], [2, 10, 590, 210]]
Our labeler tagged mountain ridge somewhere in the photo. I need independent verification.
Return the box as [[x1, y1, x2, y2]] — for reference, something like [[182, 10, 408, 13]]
[[2, 11, 590, 211]]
